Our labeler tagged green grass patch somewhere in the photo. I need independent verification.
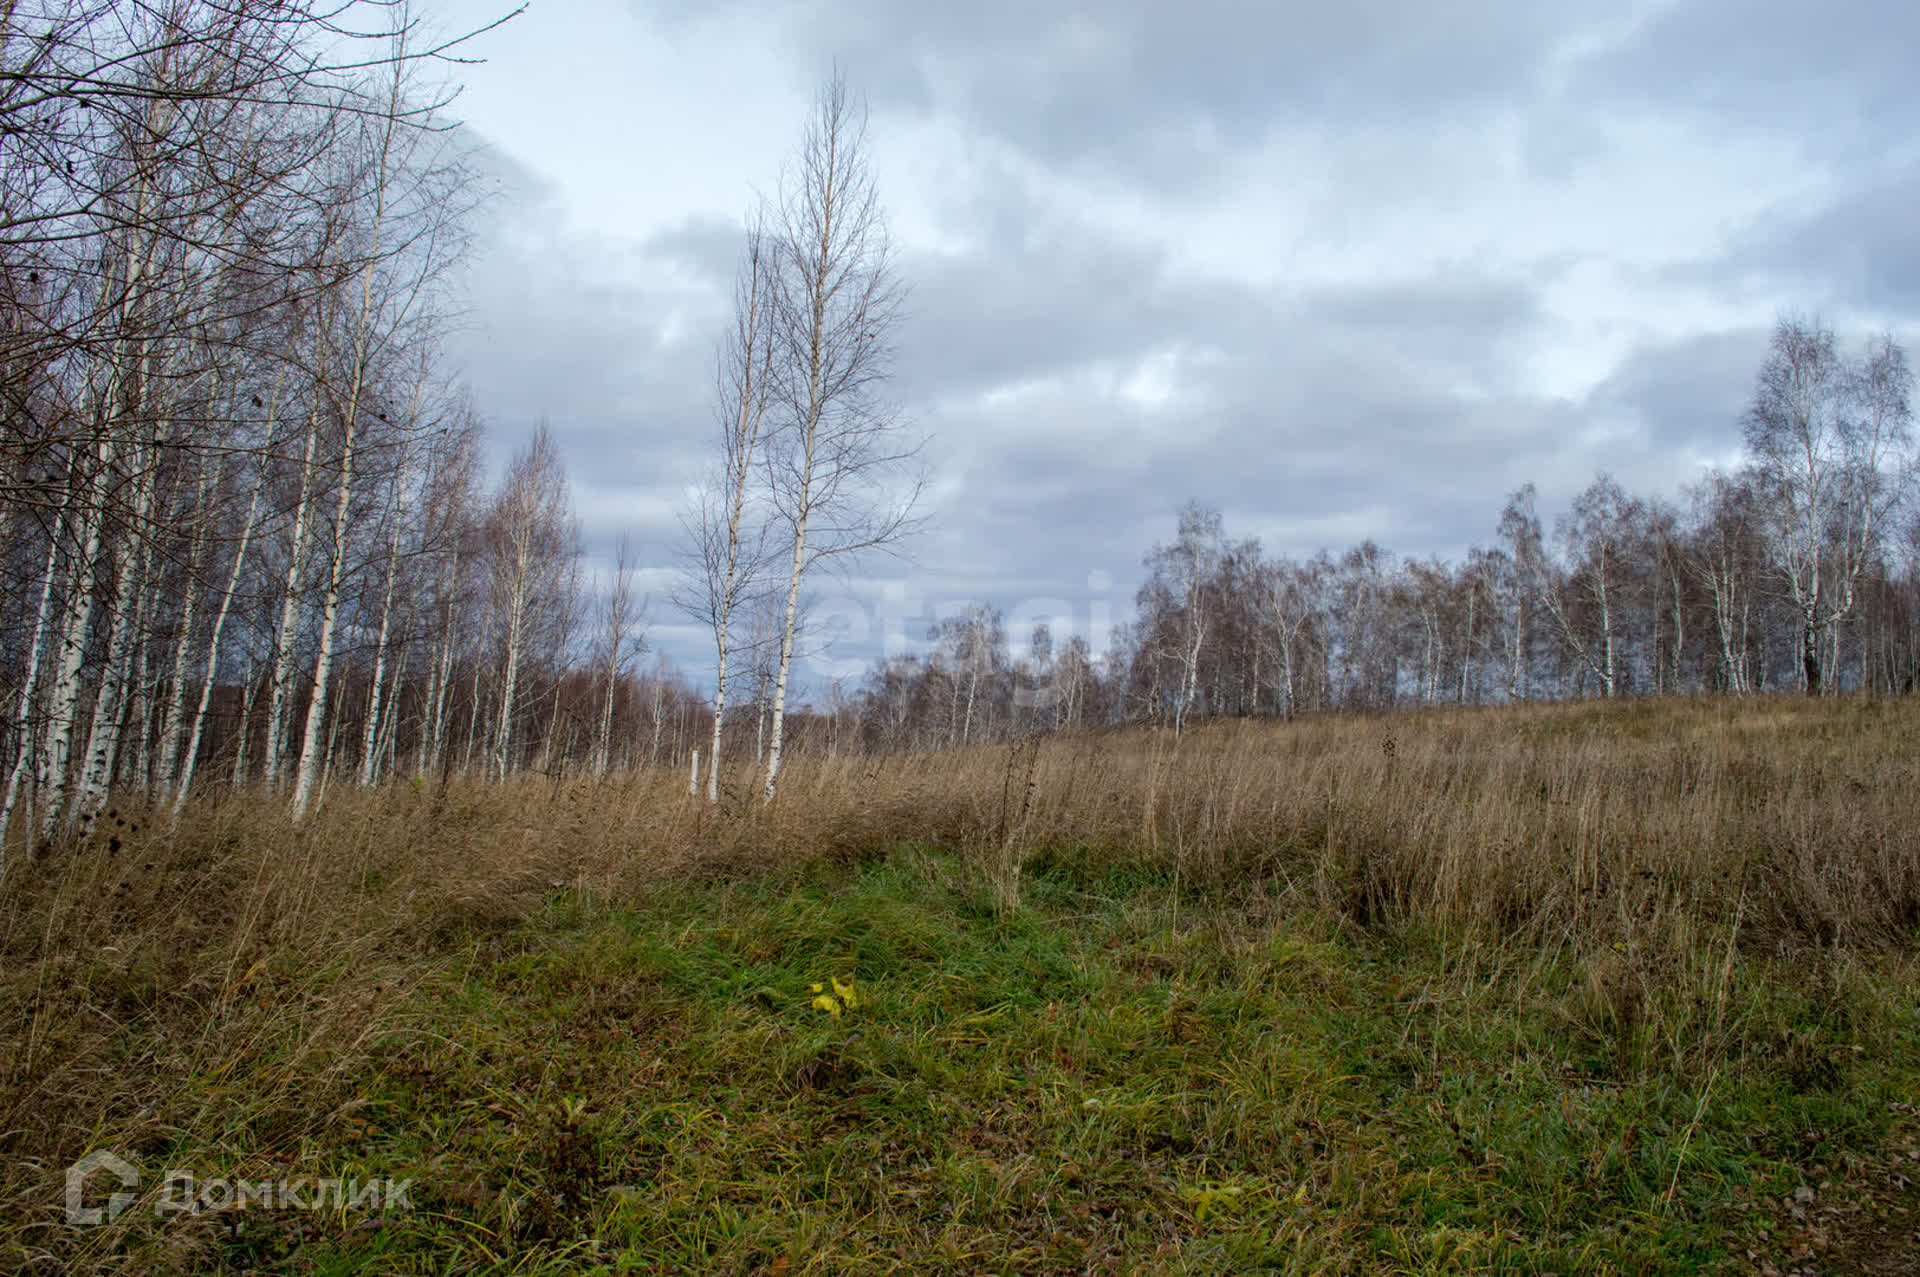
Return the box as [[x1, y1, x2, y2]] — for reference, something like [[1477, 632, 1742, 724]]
[[24, 848, 1920, 1273]]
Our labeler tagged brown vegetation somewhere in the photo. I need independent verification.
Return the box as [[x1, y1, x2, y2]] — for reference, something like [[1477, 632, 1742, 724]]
[[2, 695, 1918, 1269], [7, 696, 1917, 987]]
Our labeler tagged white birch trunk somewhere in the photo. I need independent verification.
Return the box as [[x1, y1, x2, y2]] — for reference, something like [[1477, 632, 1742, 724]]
[[492, 577, 527, 781], [374, 645, 409, 781], [155, 459, 221, 793], [290, 37, 409, 818], [72, 449, 158, 824], [230, 658, 260, 791], [761, 503, 807, 801], [358, 436, 411, 785], [422, 537, 462, 775], [264, 404, 323, 786], [37, 421, 121, 838], [174, 471, 264, 813], [597, 670, 618, 779], [0, 516, 65, 863], [288, 410, 361, 820]]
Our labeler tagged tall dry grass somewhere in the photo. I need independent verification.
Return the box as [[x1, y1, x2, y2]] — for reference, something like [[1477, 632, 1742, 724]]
[[6, 695, 1918, 994], [1, 694, 1916, 1249]]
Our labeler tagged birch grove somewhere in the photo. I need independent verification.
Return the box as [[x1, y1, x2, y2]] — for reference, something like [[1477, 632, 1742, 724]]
[[0, 3, 709, 870]]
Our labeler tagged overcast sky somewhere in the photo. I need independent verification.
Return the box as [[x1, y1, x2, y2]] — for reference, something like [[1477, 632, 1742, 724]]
[[425, 0, 1920, 690]]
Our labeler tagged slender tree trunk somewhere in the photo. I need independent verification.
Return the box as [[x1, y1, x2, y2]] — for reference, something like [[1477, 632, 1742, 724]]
[[265, 403, 323, 785], [423, 538, 461, 775], [650, 679, 667, 768], [359, 436, 411, 785], [464, 660, 485, 775], [290, 38, 409, 818], [762, 503, 808, 800], [0, 514, 64, 863], [174, 473, 264, 813], [374, 645, 409, 781], [1459, 586, 1476, 704], [962, 664, 978, 746], [230, 659, 260, 791], [493, 591, 526, 780], [288, 415, 359, 820], [1803, 604, 1822, 696], [315, 641, 353, 812], [73, 449, 158, 824], [120, 551, 160, 788], [155, 458, 221, 794], [37, 434, 115, 840], [598, 672, 619, 779]]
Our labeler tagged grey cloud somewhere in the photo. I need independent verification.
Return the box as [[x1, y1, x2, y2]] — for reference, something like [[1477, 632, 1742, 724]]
[[1305, 271, 1547, 390], [1728, 162, 1920, 315], [879, 175, 1646, 573], [897, 218, 1596, 587], [1576, 0, 1920, 159], [636, 215, 750, 292], [640, 0, 1609, 184], [453, 5, 1920, 692], [451, 133, 733, 574], [1586, 328, 1766, 462]]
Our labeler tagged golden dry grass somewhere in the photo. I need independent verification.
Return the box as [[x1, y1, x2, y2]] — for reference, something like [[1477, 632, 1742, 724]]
[[2, 695, 1917, 1271], [6, 696, 1918, 1009]]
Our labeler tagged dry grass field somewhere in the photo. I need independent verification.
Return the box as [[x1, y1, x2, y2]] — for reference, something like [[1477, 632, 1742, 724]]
[[3, 697, 1919, 1272]]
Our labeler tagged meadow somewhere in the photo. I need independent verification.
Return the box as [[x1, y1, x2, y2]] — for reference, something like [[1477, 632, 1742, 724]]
[[3, 698, 1919, 1273]]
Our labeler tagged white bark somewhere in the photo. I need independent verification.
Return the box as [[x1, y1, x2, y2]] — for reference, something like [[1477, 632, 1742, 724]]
[[173, 472, 264, 814], [72, 448, 158, 824], [154, 455, 221, 793], [230, 658, 260, 791], [682, 218, 775, 799], [760, 76, 916, 801], [595, 536, 641, 778], [0, 507, 65, 862], [291, 19, 421, 820], [490, 534, 531, 780], [423, 537, 462, 775], [288, 406, 361, 820], [358, 426, 415, 786], [265, 400, 324, 786], [762, 493, 807, 799]]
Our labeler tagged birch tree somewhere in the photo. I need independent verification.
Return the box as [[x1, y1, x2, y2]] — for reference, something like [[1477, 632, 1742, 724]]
[[678, 211, 775, 799], [291, 23, 442, 819], [1744, 319, 1914, 694], [1548, 474, 1642, 698], [1688, 474, 1765, 693], [484, 425, 577, 781], [759, 75, 921, 802], [1148, 502, 1225, 733], [594, 534, 644, 776]]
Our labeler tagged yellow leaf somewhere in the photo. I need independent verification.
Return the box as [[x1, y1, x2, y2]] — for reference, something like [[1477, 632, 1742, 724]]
[[811, 995, 842, 1016], [832, 977, 858, 1008]]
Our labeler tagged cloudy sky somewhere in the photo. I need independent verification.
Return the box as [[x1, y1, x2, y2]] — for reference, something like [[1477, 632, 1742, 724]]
[[426, 0, 1919, 689]]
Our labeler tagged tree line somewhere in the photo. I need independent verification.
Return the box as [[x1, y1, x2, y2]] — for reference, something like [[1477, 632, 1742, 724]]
[[841, 318, 1918, 752]]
